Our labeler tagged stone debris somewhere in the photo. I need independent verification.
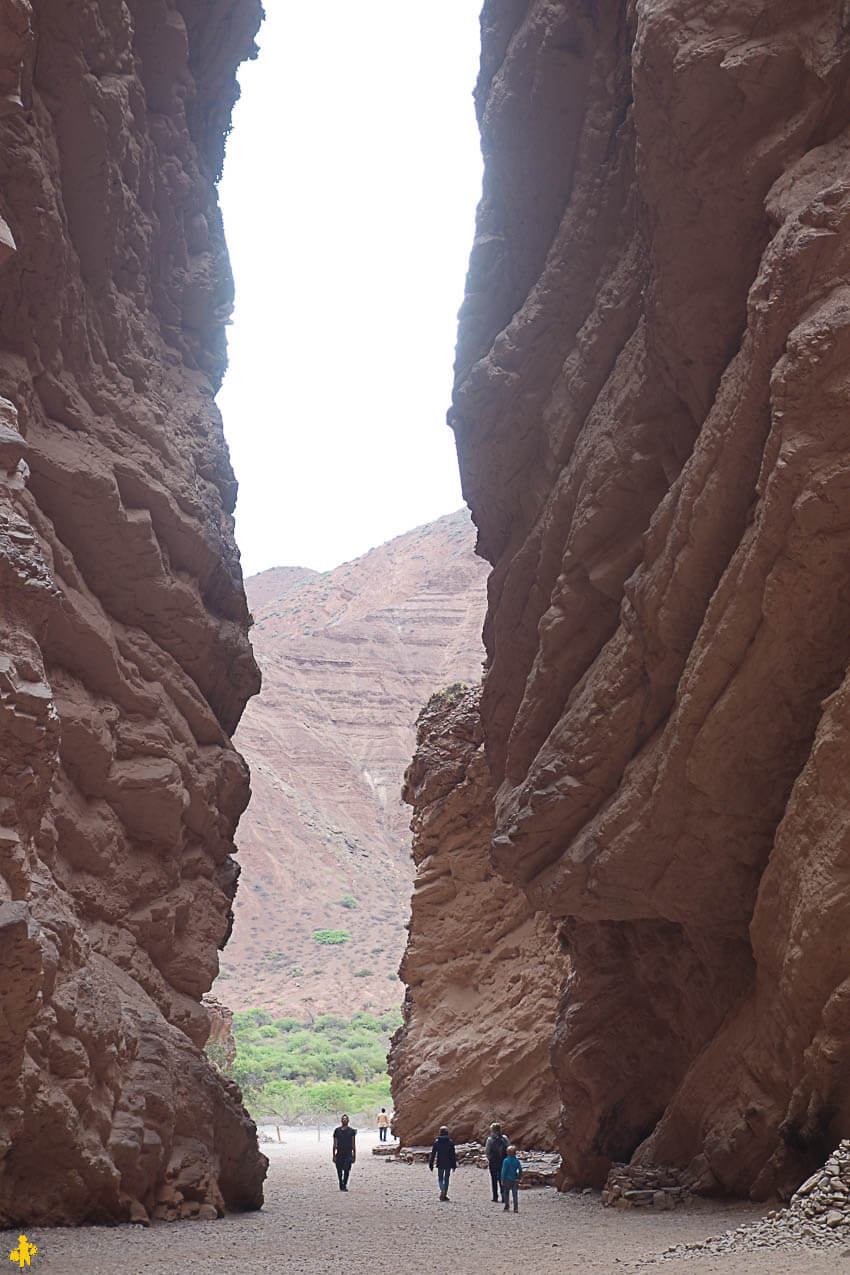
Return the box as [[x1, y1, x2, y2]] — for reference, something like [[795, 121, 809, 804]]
[[602, 1163, 695, 1210], [393, 1142, 481, 1165], [662, 1140, 850, 1259], [514, 1151, 561, 1188], [391, 1142, 559, 1186]]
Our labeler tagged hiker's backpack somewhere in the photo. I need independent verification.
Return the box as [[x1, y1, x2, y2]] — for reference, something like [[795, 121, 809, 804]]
[[489, 1133, 507, 1164]]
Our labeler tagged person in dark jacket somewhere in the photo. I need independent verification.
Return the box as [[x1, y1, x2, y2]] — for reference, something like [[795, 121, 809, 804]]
[[332, 1114, 356, 1191], [484, 1123, 508, 1203], [428, 1125, 457, 1201]]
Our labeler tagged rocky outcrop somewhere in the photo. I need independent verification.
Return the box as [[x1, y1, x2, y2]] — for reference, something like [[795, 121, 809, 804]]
[[222, 510, 488, 1015], [447, 0, 850, 1198], [389, 686, 566, 1148], [204, 993, 237, 1074], [0, 0, 265, 1224]]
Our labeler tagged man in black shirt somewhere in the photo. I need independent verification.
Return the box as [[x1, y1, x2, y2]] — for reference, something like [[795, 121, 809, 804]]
[[332, 1113, 357, 1190]]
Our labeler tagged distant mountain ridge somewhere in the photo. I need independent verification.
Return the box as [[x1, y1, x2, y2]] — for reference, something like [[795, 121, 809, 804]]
[[217, 509, 489, 1015]]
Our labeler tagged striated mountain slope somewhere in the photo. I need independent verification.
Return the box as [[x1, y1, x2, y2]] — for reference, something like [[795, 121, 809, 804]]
[[221, 510, 488, 1015], [0, 0, 265, 1224], [397, 0, 850, 1199]]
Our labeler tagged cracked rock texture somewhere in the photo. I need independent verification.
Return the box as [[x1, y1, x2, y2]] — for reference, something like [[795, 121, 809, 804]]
[[446, 0, 850, 1198], [0, 0, 266, 1224], [389, 686, 566, 1149]]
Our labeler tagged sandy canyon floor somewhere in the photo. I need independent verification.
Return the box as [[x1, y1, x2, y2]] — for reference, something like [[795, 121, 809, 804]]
[[3, 1130, 847, 1273]]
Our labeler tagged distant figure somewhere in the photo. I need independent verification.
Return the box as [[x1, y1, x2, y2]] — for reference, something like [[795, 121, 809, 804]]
[[500, 1144, 523, 1212], [332, 1113, 357, 1191], [484, 1122, 508, 1203], [377, 1107, 390, 1142], [428, 1125, 457, 1201]]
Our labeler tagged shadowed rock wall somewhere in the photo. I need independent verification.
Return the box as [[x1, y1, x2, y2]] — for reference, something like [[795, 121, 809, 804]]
[[0, 0, 266, 1223], [448, 0, 850, 1198], [389, 686, 566, 1149]]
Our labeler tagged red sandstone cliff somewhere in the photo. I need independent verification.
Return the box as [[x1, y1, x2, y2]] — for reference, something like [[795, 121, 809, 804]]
[[439, 0, 850, 1198], [222, 511, 488, 1015], [389, 685, 566, 1149], [0, 0, 265, 1223]]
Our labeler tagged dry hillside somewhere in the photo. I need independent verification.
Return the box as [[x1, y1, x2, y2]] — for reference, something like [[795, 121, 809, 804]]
[[217, 509, 488, 1016]]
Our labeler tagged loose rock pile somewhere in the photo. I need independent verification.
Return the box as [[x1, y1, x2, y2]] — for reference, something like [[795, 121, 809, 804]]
[[515, 1152, 561, 1187], [393, 1142, 488, 1166], [390, 1142, 560, 1186], [662, 1140, 850, 1260], [602, 1164, 694, 1210]]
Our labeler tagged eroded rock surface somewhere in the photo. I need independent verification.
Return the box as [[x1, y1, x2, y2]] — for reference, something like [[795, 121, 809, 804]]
[[390, 686, 566, 1148], [0, 0, 265, 1224], [448, 0, 850, 1197]]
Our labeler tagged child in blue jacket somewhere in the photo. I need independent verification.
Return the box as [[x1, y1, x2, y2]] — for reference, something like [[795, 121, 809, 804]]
[[500, 1145, 523, 1212]]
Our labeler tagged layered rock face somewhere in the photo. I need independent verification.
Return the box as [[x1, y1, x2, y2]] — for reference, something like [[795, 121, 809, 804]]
[[223, 511, 488, 1015], [448, 0, 850, 1197], [389, 686, 566, 1148], [0, 0, 265, 1223]]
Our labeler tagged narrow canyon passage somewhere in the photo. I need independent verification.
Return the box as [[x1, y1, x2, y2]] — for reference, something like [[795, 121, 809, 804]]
[[2, 1132, 840, 1274]]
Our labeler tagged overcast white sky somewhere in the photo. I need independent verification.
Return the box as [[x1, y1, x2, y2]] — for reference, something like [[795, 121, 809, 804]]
[[216, 2, 484, 577]]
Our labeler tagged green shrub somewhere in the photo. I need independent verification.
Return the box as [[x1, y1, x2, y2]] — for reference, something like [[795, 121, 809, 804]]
[[314, 1014, 347, 1032], [418, 681, 470, 722], [353, 968, 373, 978], [235, 1008, 272, 1029], [231, 1009, 402, 1121], [312, 929, 351, 945], [337, 894, 359, 910]]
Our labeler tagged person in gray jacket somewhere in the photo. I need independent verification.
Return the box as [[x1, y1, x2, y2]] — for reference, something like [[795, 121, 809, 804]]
[[484, 1123, 508, 1203]]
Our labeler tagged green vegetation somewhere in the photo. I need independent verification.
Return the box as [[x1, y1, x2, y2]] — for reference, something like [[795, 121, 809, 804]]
[[312, 929, 351, 945], [230, 1010, 401, 1122], [337, 894, 359, 910], [419, 681, 471, 722], [353, 967, 373, 978]]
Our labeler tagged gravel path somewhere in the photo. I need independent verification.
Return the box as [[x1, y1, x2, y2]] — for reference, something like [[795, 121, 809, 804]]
[[3, 1129, 846, 1273]]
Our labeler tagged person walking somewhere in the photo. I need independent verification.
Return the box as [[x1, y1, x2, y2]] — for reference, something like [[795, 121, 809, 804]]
[[500, 1145, 523, 1212], [428, 1125, 457, 1201], [484, 1122, 508, 1203], [377, 1107, 390, 1142], [332, 1114, 357, 1191]]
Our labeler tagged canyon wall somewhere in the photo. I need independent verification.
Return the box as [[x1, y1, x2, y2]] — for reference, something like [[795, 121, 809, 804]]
[[389, 685, 566, 1149], [443, 0, 850, 1198], [0, 0, 266, 1223]]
